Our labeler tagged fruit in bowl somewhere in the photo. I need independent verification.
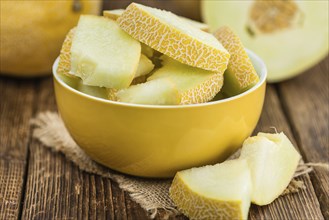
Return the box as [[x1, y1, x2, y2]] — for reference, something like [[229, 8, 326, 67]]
[[53, 3, 267, 177]]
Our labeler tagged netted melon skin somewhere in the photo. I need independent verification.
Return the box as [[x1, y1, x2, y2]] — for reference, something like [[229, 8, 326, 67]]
[[117, 3, 230, 73]]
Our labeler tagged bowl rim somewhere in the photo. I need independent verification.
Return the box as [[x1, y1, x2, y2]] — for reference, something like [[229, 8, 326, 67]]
[[53, 49, 267, 109]]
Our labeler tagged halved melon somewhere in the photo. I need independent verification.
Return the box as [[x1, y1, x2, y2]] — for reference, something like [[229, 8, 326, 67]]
[[214, 26, 259, 96], [117, 3, 230, 73], [239, 132, 301, 205], [202, 1, 329, 82], [116, 78, 180, 105], [169, 159, 252, 220], [70, 15, 141, 89], [148, 56, 224, 104]]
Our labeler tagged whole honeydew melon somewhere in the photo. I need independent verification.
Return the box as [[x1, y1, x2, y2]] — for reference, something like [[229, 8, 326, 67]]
[[201, 0, 328, 82], [0, 0, 101, 77]]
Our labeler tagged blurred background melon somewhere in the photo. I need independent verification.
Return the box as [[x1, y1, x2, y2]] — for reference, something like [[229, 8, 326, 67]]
[[0, 0, 101, 77], [201, 0, 328, 82]]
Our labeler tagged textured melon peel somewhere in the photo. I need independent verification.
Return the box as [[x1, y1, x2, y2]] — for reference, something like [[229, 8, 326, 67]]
[[239, 132, 301, 205], [148, 56, 224, 104], [214, 26, 259, 96], [70, 15, 141, 89], [117, 3, 230, 73], [170, 159, 252, 220], [103, 9, 209, 32]]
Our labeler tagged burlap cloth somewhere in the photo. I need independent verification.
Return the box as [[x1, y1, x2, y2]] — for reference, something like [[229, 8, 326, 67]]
[[30, 112, 329, 219]]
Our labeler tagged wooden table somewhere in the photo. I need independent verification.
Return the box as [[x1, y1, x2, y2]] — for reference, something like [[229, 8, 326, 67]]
[[0, 56, 328, 219]]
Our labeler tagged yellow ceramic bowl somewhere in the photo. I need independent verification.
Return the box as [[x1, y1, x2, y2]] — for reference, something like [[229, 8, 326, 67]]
[[52, 49, 267, 178]]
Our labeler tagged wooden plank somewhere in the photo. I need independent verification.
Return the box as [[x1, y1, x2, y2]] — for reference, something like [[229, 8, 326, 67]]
[[278, 57, 329, 219], [21, 78, 129, 219], [0, 78, 36, 219]]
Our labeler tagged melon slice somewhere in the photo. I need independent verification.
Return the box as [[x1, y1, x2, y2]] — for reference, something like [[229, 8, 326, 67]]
[[77, 81, 108, 99], [103, 9, 209, 32], [169, 159, 252, 220], [135, 54, 154, 78], [202, 1, 329, 82], [116, 78, 180, 105], [103, 9, 124, 20], [239, 132, 301, 205], [148, 56, 224, 104], [70, 15, 141, 89], [117, 3, 230, 73], [214, 26, 259, 96]]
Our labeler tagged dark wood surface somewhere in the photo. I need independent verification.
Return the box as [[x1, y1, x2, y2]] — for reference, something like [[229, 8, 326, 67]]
[[1, 57, 328, 220], [1, 2, 328, 219]]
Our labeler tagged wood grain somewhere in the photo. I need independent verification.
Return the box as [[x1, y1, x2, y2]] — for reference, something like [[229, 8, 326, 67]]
[[278, 57, 329, 219], [0, 78, 36, 220]]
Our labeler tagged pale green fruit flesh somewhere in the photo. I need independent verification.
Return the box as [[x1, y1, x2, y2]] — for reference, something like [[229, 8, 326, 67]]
[[70, 15, 141, 89], [170, 159, 252, 220], [135, 54, 154, 78], [116, 78, 180, 105], [239, 132, 301, 205], [77, 81, 108, 99], [202, 1, 329, 82], [148, 56, 224, 104], [58, 72, 80, 89]]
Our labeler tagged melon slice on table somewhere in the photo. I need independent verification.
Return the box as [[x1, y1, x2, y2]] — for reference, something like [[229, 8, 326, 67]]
[[148, 56, 224, 104], [116, 78, 180, 105], [214, 26, 259, 96], [202, 1, 329, 82], [239, 132, 301, 205], [70, 15, 141, 89], [169, 159, 252, 220], [103, 9, 209, 32], [117, 3, 230, 72]]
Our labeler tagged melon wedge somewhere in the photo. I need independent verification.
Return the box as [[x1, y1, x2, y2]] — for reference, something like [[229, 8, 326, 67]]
[[70, 15, 141, 89], [202, 1, 329, 82], [116, 78, 180, 105], [77, 81, 108, 99], [135, 54, 154, 78], [214, 26, 259, 96], [239, 132, 301, 205], [117, 3, 230, 73], [169, 159, 252, 220], [103, 9, 209, 32], [148, 56, 224, 104]]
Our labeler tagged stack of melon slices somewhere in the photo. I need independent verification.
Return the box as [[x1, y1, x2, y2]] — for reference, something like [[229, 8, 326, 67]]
[[57, 2, 260, 105]]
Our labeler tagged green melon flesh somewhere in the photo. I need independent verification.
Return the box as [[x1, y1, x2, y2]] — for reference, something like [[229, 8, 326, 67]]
[[239, 132, 301, 205], [202, 1, 328, 82], [135, 54, 154, 78], [77, 81, 108, 99], [70, 15, 141, 89], [116, 78, 180, 105]]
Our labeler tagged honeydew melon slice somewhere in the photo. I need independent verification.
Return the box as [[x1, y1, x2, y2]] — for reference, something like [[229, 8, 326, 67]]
[[77, 81, 108, 99], [169, 159, 252, 220], [148, 56, 224, 104], [103, 9, 209, 32], [202, 1, 329, 82], [135, 54, 154, 78], [117, 3, 230, 73], [103, 9, 124, 20], [70, 15, 141, 89], [239, 132, 301, 205], [116, 78, 180, 105], [214, 26, 259, 96]]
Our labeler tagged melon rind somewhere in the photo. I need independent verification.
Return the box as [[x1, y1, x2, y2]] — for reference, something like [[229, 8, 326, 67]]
[[214, 26, 259, 96], [148, 56, 224, 104], [117, 3, 230, 73], [169, 160, 252, 220]]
